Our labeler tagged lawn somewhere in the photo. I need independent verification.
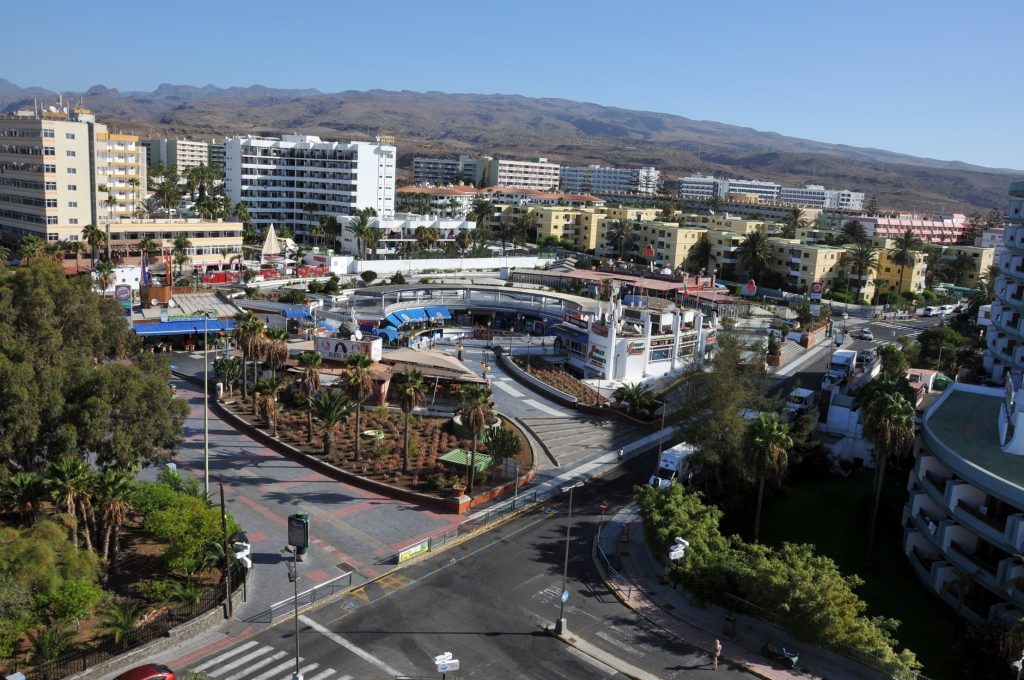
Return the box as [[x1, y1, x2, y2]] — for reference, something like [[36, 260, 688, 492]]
[[756, 471, 959, 680]]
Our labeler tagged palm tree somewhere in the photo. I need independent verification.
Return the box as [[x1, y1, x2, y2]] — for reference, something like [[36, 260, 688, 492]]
[[367, 226, 383, 258], [213, 356, 242, 398], [135, 236, 159, 266], [747, 414, 793, 541], [414, 225, 440, 254], [62, 240, 86, 273], [847, 243, 879, 303], [470, 197, 494, 231], [47, 456, 93, 549], [254, 377, 290, 435], [95, 260, 115, 296], [263, 327, 290, 379], [612, 382, 657, 416], [0, 470, 46, 525], [887, 229, 923, 293], [608, 219, 636, 260], [82, 224, 106, 267], [862, 391, 915, 563], [343, 354, 377, 462], [967, 264, 1001, 320], [172, 233, 193, 277], [841, 219, 867, 244], [737, 231, 773, 280], [94, 468, 133, 563], [98, 599, 143, 645], [459, 384, 494, 494], [348, 209, 373, 258], [310, 390, 353, 462], [686, 236, 715, 274], [232, 311, 265, 401], [782, 207, 807, 239], [17, 235, 46, 263], [871, 276, 888, 305], [26, 622, 75, 665], [297, 352, 323, 444], [390, 368, 427, 474]]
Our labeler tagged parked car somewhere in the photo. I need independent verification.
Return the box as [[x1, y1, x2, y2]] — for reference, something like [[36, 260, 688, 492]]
[[115, 665, 176, 680], [921, 306, 937, 317], [855, 328, 874, 341]]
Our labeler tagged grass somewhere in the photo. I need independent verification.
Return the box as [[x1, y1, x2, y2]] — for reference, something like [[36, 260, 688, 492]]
[[756, 471, 958, 680]]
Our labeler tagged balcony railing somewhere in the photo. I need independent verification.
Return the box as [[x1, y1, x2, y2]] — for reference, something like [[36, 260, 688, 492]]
[[949, 541, 998, 579], [923, 470, 950, 496]]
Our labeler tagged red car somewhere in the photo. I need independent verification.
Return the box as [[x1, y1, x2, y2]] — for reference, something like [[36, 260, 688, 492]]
[[115, 664, 176, 680]]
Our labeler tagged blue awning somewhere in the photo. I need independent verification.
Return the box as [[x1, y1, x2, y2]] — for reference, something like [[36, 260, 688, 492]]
[[553, 324, 588, 344], [282, 308, 312, 319], [134, 319, 236, 337], [395, 308, 428, 324], [385, 312, 405, 328], [425, 306, 452, 320], [318, 320, 339, 331], [373, 327, 399, 341]]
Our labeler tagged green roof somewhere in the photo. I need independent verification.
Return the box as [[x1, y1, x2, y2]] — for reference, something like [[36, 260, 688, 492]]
[[926, 389, 1024, 490], [438, 448, 494, 474]]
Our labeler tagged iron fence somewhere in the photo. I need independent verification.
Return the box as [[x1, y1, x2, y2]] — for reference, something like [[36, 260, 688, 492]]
[[267, 570, 354, 623], [26, 564, 245, 680]]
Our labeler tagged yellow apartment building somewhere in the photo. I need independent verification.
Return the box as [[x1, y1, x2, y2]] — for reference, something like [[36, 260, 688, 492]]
[[106, 217, 243, 268], [632, 221, 707, 268], [876, 249, 928, 294], [531, 205, 607, 251], [767, 238, 847, 291], [943, 245, 995, 286]]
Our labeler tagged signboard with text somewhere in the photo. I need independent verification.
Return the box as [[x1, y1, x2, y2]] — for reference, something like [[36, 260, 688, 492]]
[[588, 343, 607, 368], [314, 335, 383, 362], [810, 281, 823, 302]]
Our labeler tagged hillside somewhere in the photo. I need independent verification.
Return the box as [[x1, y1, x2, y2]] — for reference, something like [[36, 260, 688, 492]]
[[0, 81, 1015, 213]]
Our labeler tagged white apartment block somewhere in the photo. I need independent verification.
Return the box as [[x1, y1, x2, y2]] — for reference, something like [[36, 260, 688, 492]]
[[559, 165, 660, 195], [143, 138, 210, 175], [0, 103, 144, 246], [459, 155, 560, 191], [224, 134, 396, 238], [679, 174, 863, 209], [339, 213, 475, 256], [413, 157, 460, 186]]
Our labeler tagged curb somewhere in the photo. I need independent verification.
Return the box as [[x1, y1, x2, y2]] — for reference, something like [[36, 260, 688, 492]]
[[590, 537, 775, 680]]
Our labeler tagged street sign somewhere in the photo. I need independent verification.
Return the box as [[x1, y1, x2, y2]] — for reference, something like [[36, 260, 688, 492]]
[[599, 500, 609, 512], [810, 281, 823, 301], [810, 303, 821, 317], [561, 590, 569, 603], [288, 513, 309, 552], [437, 660, 460, 672]]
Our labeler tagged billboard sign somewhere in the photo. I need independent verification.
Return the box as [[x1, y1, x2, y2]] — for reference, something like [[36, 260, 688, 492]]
[[810, 281, 823, 302], [114, 284, 132, 312], [315, 336, 383, 362]]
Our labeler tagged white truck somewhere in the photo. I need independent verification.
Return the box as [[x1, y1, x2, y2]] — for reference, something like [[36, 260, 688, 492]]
[[822, 349, 857, 391], [648, 443, 696, 488], [783, 388, 816, 420]]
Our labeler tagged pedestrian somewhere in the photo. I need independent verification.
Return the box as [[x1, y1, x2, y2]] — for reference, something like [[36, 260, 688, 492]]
[[713, 639, 722, 670], [618, 448, 624, 463]]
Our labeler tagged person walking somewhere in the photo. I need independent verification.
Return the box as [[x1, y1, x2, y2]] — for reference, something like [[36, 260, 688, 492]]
[[713, 639, 722, 671]]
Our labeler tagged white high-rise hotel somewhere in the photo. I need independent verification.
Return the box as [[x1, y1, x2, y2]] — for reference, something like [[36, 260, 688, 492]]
[[679, 174, 864, 210], [559, 165, 660, 195], [225, 135, 396, 237]]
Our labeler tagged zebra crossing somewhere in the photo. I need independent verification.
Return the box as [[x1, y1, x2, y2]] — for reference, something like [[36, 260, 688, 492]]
[[189, 640, 352, 680]]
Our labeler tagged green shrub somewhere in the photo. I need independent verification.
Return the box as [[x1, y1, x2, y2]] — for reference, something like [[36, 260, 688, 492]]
[[920, 290, 938, 301], [279, 289, 307, 304], [42, 578, 103, 625], [137, 578, 182, 604]]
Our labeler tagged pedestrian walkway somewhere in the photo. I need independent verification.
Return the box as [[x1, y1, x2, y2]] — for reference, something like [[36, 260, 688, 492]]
[[596, 505, 890, 680]]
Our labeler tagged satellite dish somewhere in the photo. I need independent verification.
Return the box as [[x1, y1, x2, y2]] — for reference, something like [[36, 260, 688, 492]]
[[150, 298, 158, 306], [167, 299, 176, 308], [353, 330, 363, 341], [632, 323, 642, 334]]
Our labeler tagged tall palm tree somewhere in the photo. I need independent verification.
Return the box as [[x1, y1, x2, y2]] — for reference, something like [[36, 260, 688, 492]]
[[136, 236, 159, 266], [862, 391, 915, 563], [82, 224, 106, 267], [414, 225, 440, 253], [390, 368, 427, 474], [841, 219, 867, 244], [263, 327, 290, 379], [608, 218, 636, 260], [686, 236, 715, 273], [253, 377, 290, 435], [348, 209, 373, 258], [232, 311, 265, 401], [0, 471, 46, 525], [62, 240, 86, 273], [612, 382, 657, 416], [94, 260, 115, 296], [344, 354, 377, 462], [737, 231, 773, 280], [783, 207, 807, 239], [298, 352, 323, 444], [847, 243, 879, 303], [98, 599, 142, 645], [459, 384, 494, 494], [172, 233, 193, 277], [17, 235, 46, 263], [747, 414, 793, 541], [887, 229, 922, 293], [470, 197, 494, 231], [47, 457, 92, 549], [94, 468, 133, 563], [310, 390, 353, 462]]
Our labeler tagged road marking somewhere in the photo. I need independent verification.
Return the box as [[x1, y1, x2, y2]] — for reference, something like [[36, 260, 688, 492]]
[[491, 380, 525, 397], [192, 641, 260, 672], [250, 659, 298, 680], [307, 670, 340, 680], [300, 615, 403, 677], [524, 398, 568, 417], [207, 645, 277, 677], [291, 662, 320, 679], [222, 651, 288, 680], [564, 645, 618, 675]]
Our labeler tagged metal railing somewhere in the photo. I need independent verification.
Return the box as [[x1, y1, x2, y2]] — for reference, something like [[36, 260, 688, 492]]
[[267, 570, 354, 623]]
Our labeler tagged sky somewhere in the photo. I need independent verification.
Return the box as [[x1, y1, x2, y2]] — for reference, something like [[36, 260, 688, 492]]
[[3, 0, 1021, 170]]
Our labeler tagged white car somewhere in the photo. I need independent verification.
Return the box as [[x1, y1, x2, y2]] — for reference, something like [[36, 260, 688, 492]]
[[856, 329, 874, 341]]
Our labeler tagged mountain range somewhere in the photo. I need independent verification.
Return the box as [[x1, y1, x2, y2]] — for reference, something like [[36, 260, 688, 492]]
[[1, 80, 1016, 214]]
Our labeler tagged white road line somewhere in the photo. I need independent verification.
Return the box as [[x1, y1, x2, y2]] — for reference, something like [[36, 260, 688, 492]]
[[564, 646, 618, 675], [491, 380, 525, 397], [277, 662, 319, 680], [192, 641, 260, 672], [222, 651, 288, 680], [306, 670, 338, 680], [250, 659, 300, 680], [524, 398, 568, 417], [208, 646, 277, 677], [300, 615, 403, 677]]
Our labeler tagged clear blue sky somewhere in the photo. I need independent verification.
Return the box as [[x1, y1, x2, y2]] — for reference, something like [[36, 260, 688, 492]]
[[4, 0, 1021, 170]]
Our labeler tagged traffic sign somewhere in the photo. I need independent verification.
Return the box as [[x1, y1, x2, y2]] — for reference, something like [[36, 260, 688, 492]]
[[561, 590, 569, 603], [288, 513, 309, 552], [599, 500, 609, 512], [437, 660, 460, 672]]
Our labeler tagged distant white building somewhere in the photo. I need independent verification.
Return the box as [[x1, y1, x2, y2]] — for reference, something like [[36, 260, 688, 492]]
[[224, 134, 396, 239], [560, 164, 660, 195], [679, 174, 862, 210], [413, 157, 460, 186], [780, 184, 864, 210], [459, 155, 560, 191], [339, 213, 475, 257]]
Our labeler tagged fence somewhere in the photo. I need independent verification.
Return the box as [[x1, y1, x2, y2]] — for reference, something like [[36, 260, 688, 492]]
[[28, 564, 245, 680], [267, 570, 354, 623]]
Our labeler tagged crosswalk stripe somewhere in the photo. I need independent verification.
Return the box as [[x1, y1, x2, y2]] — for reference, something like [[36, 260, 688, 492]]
[[278, 662, 319, 680], [192, 641, 260, 672], [306, 670, 337, 680], [208, 646, 277, 677], [222, 651, 288, 680], [250, 659, 300, 680]]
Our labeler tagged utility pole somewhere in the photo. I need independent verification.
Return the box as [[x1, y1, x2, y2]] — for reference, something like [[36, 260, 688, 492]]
[[220, 482, 232, 618]]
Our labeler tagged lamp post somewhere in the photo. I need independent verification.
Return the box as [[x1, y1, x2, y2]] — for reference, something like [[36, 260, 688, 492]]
[[193, 311, 211, 498], [282, 546, 302, 680], [657, 399, 667, 458], [510, 459, 520, 509], [556, 480, 584, 635]]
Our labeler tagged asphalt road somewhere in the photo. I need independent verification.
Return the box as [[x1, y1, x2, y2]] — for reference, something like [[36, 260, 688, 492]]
[[182, 457, 757, 680]]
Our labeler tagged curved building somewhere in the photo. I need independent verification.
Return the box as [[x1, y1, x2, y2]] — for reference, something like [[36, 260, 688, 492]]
[[985, 179, 1024, 382]]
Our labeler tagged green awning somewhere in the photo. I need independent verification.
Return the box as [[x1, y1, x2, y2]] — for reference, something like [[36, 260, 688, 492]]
[[438, 448, 493, 474]]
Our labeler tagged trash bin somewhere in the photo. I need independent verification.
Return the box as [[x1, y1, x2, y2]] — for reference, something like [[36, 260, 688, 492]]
[[216, 382, 224, 400]]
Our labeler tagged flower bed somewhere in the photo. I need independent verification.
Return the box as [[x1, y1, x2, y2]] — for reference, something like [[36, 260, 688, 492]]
[[512, 358, 605, 405]]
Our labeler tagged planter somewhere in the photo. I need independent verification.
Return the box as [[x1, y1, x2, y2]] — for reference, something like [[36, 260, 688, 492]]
[[452, 484, 467, 498], [766, 353, 782, 366]]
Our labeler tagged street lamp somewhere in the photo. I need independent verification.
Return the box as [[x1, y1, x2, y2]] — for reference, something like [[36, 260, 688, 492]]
[[282, 546, 302, 680], [193, 311, 212, 498], [556, 480, 584, 636], [510, 459, 520, 509], [657, 399, 667, 458]]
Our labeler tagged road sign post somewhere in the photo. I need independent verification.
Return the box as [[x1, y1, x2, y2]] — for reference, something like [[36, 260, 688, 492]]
[[288, 512, 309, 559]]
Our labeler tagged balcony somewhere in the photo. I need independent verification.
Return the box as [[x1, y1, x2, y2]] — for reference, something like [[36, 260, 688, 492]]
[[955, 499, 1008, 548], [948, 541, 999, 589], [922, 469, 950, 500]]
